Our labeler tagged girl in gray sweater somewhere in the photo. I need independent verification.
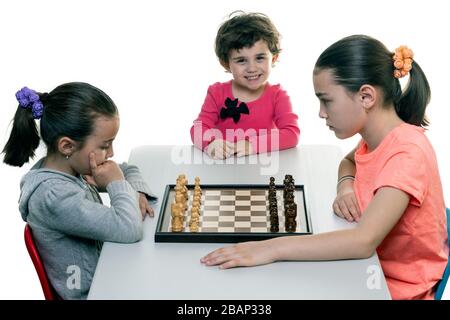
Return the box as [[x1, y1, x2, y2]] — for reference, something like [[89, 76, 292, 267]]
[[3, 82, 155, 299]]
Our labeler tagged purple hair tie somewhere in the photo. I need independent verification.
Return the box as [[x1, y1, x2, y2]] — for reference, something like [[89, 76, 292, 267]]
[[15, 87, 44, 119]]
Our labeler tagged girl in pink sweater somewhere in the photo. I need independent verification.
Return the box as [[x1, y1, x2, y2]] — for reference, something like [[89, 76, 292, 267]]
[[190, 11, 300, 159]]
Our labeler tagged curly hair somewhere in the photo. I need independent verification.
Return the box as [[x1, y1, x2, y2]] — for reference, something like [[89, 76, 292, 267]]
[[215, 11, 281, 64]]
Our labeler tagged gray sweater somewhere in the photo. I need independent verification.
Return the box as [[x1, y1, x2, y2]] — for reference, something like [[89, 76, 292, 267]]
[[19, 159, 155, 299]]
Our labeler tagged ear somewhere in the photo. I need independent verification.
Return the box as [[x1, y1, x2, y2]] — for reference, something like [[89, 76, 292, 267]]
[[358, 85, 377, 112], [57, 137, 78, 158], [272, 54, 279, 66], [220, 60, 231, 73]]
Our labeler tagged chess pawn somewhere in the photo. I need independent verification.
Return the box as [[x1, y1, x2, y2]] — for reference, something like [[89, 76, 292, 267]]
[[192, 199, 200, 210], [268, 188, 277, 199], [191, 209, 200, 226], [189, 223, 199, 233], [191, 206, 200, 217], [192, 194, 201, 205], [194, 186, 202, 196], [269, 177, 275, 187], [270, 206, 278, 217], [270, 221, 279, 233], [269, 200, 277, 211], [193, 188, 201, 197], [190, 207, 200, 224]]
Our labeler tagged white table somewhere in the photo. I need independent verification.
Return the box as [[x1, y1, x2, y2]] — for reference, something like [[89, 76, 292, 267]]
[[88, 145, 391, 299]]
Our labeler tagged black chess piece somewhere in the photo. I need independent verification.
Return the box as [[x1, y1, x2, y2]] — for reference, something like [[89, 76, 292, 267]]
[[270, 207, 279, 232], [285, 191, 295, 204], [269, 189, 277, 200], [284, 201, 297, 232], [284, 183, 293, 200], [284, 174, 293, 184], [285, 217, 297, 232], [270, 223, 279, 233]]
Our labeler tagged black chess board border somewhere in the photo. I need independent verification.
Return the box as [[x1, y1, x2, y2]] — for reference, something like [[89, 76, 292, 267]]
[[155, 184, 312, 243]]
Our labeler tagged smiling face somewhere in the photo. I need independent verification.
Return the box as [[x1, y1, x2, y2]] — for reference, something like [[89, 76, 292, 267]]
[[69, 115, 120, 175], [224, 39, 277, 98], [313, 68, 367, 139]]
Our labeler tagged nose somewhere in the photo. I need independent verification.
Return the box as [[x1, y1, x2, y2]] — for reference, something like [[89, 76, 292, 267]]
[[106, 145, 114, 159], [318, 105, 328, 119], [247, 60, 257, 73]]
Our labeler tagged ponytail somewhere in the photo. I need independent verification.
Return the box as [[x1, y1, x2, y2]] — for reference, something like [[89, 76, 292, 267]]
[[396, 61, 431, 127], [2, 102, 41, 167]]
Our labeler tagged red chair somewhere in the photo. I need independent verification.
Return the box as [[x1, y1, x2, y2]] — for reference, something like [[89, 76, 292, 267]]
[[24, 224, 60, 300]]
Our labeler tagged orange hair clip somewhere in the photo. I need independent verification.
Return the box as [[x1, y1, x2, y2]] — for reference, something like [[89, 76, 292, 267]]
[[393, 45, 414, 79]]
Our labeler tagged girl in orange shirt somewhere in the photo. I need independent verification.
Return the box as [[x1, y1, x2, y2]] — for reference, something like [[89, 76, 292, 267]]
[[201, 35, 448, 300]]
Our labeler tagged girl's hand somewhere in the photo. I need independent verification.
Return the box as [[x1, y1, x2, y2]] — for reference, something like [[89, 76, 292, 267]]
[[89, 153, 124, 189], [201, 240, 277, 269], [138, 192, 154, 220], [234, 139, 252, 157], [83, 174, 98, 187], [333, 180, 361, 222], [206, 139, 234, 159]]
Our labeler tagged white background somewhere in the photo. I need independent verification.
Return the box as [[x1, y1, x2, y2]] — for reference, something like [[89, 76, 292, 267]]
[[0, 0, 448, 299]]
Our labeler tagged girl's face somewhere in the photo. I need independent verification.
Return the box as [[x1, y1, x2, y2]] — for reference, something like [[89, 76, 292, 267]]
[[225, 39, 277, 96], [70, 115, 120, 175], [313, 69, 367, 139]]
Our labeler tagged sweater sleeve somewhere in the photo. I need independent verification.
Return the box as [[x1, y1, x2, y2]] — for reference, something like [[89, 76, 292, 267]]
[[42, 179, 143, 243], [119, 162, 157, 201], [190, 83, 223, 150], [250, 87, 300, 153]]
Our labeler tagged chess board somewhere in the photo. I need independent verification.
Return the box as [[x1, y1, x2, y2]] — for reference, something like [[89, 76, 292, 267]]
[[155, 184, 312, 243]]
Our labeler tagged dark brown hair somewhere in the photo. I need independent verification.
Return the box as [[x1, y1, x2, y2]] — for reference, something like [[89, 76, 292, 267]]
[[215, 11, 281, 64]]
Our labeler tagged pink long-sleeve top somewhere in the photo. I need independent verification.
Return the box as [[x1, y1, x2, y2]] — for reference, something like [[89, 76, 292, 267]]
[[190, 81, 300, 153]]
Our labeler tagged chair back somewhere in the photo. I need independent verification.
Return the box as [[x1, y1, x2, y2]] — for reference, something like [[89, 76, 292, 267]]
[[435, 208, 450, 300], [24, 224, 60, 300]]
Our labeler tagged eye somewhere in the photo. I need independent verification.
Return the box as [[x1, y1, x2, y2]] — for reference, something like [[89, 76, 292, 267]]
[[235, 58, 246, 64], [256, 56, 266, 62], [101, 144, 110, 150]]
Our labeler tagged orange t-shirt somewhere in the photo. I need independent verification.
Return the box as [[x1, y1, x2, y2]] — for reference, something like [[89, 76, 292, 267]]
[[354, 123, 448, 300]]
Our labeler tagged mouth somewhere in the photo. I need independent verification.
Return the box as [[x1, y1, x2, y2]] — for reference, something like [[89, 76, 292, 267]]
[[245, 74, 261, 81]]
